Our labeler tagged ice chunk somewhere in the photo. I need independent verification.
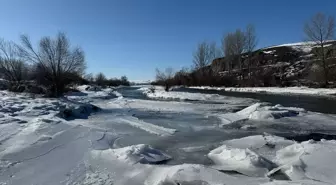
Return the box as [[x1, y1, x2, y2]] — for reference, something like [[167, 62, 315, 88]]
[[208, 145, 273, 177], [274, 140, 336, 184], [57, 102, 100, 119], [218, 103, 305, 126], [249, 110, 299, 120], [145, 164, 269, 185], [237, 103, 263, 115], [261, 180, 331, 185], [139, 86, 254, 105], [249, 104, 304, 120], [118, 116, 176, 136], [91, 144, 171, 164], [36, 135, 52, 142], [210, 134, 295, 177], [222, 135, 267, 149]]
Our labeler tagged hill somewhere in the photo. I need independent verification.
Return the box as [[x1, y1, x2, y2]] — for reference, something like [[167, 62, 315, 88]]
[[209, 41, 336, 87]]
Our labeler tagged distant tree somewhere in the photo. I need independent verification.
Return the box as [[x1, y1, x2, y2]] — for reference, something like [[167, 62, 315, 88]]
[[173, 67, 190, 85], [120, 75, 130, 86], [193, 42, 219, 70], [192, 41, 220, 85], [155, 67, 174, 91], [222, 33, 235, 73], [244, 24, 257, 81], [18, 32, 86, 96], [193, 42, 210, 70], [222, 29, 246, 82], [232, 29, 246, 76], [304, 13, 335, 86], [0, 39, 28, 82], [84, 73, 94, 83], [95, 72, 107, 86]]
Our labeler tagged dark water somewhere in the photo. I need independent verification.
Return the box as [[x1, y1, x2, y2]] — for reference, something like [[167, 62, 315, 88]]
[[174, 87, 336, 114], [115, 86, 150, 100]]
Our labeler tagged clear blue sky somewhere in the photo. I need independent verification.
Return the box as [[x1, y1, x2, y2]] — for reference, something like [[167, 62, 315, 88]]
[[0, 0, 335, 81]]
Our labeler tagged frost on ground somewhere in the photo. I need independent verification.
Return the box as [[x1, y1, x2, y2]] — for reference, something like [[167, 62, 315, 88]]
[[189, 86, 336, 96]]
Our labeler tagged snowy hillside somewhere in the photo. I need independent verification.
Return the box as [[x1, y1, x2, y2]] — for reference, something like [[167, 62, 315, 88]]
[[190, 86, 336, 96], [1, 86, 336, 184], [209, 40, 336, 87], [264, 40, 336, 53]]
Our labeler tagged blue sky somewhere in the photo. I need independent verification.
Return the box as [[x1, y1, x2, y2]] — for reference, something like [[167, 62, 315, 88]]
[[0, 0, 335, 81]]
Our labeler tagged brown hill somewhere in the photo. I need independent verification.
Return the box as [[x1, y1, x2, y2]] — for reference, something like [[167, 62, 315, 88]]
[[211, 41, 336, 87]]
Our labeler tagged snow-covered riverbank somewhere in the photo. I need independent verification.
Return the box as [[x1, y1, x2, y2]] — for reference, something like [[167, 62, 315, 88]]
[[188, 86, 336, 96], [1, 86, 336, 184]]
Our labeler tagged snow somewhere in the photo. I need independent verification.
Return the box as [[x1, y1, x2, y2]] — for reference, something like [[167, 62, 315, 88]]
[[189, 86, 336, 96], [140, 86, 254, 104], [67, 85, 121, 101], [264, 41, 335, 53], [119, 98, 245, 114], [264, 50, 276, 54]]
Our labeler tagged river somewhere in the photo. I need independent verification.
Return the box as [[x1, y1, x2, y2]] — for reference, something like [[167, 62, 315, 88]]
[[174, 87, 336, 114]]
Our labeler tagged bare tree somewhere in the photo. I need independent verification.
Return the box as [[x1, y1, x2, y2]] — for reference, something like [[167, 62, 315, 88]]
[[120, 75, 130, 86], [193, 42, 219, 69], [95, 72, 107, 86], [193, 42, 210, 70], [222, 31, 245, 70], [84, 73, 94, 83], [174, 67, 190, 85], [222, 33, 235, 73], [0, 39, 27, 82], [244, 24, 257, 81], [18, 32, 86, 96], [155, 67, 174, 91], [304, 13, 335, 86], [232, 29, 246, 76]]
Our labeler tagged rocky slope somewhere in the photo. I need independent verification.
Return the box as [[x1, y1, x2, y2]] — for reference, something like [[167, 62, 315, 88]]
[[211, 41, 336, 87]]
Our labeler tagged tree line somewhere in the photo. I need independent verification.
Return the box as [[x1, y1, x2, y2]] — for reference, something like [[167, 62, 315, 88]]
[[155, 12, 336, 90], [0, 32, 130, 97]]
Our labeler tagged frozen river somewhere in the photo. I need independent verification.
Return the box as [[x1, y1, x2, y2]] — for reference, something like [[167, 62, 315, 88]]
[[1, 86, 336, 184]]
